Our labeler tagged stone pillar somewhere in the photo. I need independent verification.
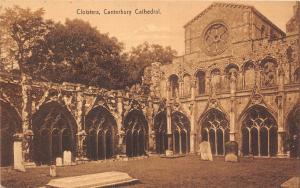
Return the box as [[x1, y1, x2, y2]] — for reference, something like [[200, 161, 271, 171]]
[[147, 97, 155, 153], [277, 70, 286, 157], [165, 103, 173, 156], [189, 79, 196, 153], [76, 130, 87, 160], [229, 74, 237, 141], [116, 92, 125, 154]]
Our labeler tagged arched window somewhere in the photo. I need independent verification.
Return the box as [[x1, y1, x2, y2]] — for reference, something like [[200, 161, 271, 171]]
[[183, 74, 191, 97], [243, 61, 255, 89], [201, 109, 229, 155], [154, 112, 168, 154], [85, 106, 117, 160], [211, 69, 221, 92], [241, 105, 277, 157], [196, 70, 206, 95], [261, 25, 265, 38], [124, 109, 148, 157], [294, 67, 300, 83], [32, 102, 77, 165], [260, 58, 277, 87], [172, 111, 190, 154], [169, 74, 179, 98]]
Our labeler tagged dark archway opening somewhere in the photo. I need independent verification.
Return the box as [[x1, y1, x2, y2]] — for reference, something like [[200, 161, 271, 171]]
[[241, 105, 277, 157], [124, 109, 148, 157], [154, 111, 168, 154], [172, 111, 190, 155], [0, 101, 22, 167], [32, 102, 77, 165], [200, 109, 229, 155], [85, 106, 117, 161]]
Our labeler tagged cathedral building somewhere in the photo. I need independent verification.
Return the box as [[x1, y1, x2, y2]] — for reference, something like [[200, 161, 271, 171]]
[[148, 2, 300, 157], [0, 2, 299, 168]]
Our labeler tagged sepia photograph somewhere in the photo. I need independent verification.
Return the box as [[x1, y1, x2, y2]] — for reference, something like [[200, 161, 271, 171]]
[[0, 0, 299, 187]]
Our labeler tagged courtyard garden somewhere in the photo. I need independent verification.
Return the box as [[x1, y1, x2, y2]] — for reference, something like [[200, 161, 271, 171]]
[[1, 155, 299, 188]]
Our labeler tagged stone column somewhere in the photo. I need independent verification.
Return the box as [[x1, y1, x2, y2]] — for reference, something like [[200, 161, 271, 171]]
[[165, 103, 173, 156], [229, 74, 237, 141], [116, 92, 125, 154], [189, 79, 196, 153], [147, 97, 155, 153], [75, 89, 85, 159], [277, 69, 286, 157]]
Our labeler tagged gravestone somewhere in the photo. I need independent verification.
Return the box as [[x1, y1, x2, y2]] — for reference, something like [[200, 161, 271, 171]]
[[46, 171, 138, 188], [199, 141, 213, 161], [281, 177, 300, 188], [63, 151, 72, 166], [225, 141, 239, 162], [13, 141, 25, 172], [56, 157, 63, 166], [50, 165, 57, 177]]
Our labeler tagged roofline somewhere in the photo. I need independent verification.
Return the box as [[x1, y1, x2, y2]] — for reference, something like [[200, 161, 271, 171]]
[[183, 2, 286, 36]]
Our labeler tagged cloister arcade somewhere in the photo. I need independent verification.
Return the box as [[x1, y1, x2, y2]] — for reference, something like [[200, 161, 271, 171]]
[[32, 101, 77, 165], [85, 106, 117, 161]]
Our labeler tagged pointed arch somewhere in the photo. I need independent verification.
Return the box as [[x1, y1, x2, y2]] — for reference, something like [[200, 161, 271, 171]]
[[0, 100, 22, 167], [199, 108, 229, 155], [260, 57, 278, 87], [171, 111, 190, 154], [240, 105, 277, 157], [32, 101, 77, 165], [169, 74, 179, 98], [124, 109, 148, 157], [154, 111, 167, 154], [195, 70, 206, 95], [85, 105, 118, 160], [242, 60, 256, 89]]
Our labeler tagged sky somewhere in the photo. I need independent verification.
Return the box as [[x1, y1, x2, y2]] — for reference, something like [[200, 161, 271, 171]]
[[1, 0, 296, 55]]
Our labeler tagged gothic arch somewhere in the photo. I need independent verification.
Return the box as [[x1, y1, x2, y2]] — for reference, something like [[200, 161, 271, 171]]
[[199, 108, 229, 155], [169, 74, 179, 98], [260, 57, 278, 87], [210, 68, 222, 92], [183, 73, 191, 97], [171, 111, 190, 154], [85, 106, 118, 160], [154, 111, 167, 154], [240, 105, 278, 157], [32, 101, 77, 165], [286, 102, 300, 158], [195, 70, 206, 95], [0, 100, 22, 167], [124, 109, 148, 157], [242, 60, 256, 89]]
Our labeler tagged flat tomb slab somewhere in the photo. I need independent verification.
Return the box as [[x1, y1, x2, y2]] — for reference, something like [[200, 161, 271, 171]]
[[46, 171, 138, 188], [281, 177, 300, 188]]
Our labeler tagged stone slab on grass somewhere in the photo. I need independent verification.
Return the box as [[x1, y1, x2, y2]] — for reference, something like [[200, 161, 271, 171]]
[[46, 171, 138, 188], [281, 177, 300, 188]]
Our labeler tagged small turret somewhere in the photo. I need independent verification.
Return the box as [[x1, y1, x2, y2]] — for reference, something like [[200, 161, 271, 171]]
[[286, 1, 300, 35]]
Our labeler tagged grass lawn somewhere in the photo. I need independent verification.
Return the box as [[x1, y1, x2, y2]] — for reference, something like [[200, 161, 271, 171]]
[[1, 155, 300, 188]]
